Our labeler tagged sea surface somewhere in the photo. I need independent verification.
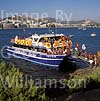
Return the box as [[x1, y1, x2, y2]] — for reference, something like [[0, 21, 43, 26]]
[[0, 27, 100, 58]]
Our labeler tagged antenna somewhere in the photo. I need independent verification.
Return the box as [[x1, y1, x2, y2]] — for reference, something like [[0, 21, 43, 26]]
[[23, 28, 26, 34], [56, 28, 57, 34], [48, 26, 50, 34]]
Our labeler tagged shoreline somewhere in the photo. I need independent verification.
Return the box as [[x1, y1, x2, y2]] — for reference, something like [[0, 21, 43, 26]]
[[0, 26, 100, 30]]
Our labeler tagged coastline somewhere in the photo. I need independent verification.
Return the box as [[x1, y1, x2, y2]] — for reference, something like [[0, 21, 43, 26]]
[[0, 26, 100, 30]]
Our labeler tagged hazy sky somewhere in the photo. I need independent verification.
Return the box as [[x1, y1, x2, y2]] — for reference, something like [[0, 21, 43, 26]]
[[0, 0, 100, 21]]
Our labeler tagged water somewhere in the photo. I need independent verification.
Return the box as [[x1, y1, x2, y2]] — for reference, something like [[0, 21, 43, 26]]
[[0, 27, 100, 58]]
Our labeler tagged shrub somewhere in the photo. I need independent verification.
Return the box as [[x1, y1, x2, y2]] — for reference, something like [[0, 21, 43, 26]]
[[0, 61, 46, 101]]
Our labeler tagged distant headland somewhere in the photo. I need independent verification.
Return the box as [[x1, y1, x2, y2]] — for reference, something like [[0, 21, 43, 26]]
[[0, 15, 100, 29]]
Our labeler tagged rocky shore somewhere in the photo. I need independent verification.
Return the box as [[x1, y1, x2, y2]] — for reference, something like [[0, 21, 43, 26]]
[[4, 57, 100, 101]]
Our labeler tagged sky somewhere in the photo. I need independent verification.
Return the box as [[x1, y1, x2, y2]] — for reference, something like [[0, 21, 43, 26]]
[[0, 0, 100, 22]]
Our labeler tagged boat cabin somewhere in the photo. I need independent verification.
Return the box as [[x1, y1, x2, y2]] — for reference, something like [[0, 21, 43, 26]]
[[11, 33, 72, 55]]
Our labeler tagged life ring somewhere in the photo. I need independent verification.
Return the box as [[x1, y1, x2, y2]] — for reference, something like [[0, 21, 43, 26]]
[[20, 40, 25, 45], [25, 40, 29, 46], [45, 42, 51, 48], [53, 41, 60, 48], [16, 39, 20, 44], [29, 40, 32, 46]]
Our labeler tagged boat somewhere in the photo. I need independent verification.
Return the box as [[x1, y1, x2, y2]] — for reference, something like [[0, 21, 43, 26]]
[[91, 33, 96, 37], [78, 27, 86, 30], [68, 34, 74, 38], [82, 27, 87, 30], [7, 33, 72, 68]]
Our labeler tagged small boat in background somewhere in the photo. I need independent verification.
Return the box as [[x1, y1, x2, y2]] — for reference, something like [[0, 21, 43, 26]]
[[91, 32, 96, 37], [82, 27, 87, 30], [78, 27, 87, 30], [68, 34, 74, 38]]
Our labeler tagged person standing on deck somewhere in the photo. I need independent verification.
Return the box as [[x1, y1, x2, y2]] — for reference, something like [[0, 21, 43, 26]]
[[97, 51, 100, 66], [74, 43, 79, 57], [88, 53, 94, 68], [84, 51, 88, 61], [93, 54, 99, 68], [67, 37, 73, 48]]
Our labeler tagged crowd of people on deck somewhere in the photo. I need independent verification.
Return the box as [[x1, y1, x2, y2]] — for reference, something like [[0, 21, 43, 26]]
[[46, 36, 73, 55], [38, 35, 72, 54]]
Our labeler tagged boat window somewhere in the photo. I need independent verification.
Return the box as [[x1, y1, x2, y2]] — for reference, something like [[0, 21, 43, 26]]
[[34, 38, 38, 41], [37, 48, 47, 53], [39, 38, 43, 42], [39, 38, 45, 42], [13, 44, 35, 50]]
